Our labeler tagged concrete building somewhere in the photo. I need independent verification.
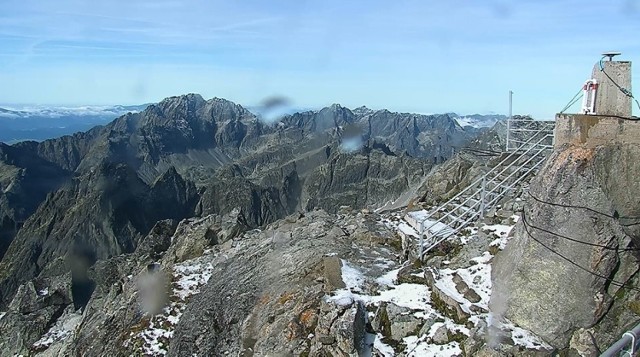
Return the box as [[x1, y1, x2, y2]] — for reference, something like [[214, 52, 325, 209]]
[[555, 56, 638, 149], [592, 60, 632, 117]]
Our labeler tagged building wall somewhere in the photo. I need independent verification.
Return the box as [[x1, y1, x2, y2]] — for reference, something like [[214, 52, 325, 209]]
[[554, 114, 640, 148], [592, 61, 632, 117]]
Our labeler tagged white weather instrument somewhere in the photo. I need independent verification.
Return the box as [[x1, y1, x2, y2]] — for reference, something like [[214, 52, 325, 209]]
[[581, 79, 598, 115]]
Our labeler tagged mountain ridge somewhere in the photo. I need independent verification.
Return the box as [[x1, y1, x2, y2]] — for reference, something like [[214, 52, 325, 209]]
[[0, 93, 479, 311]]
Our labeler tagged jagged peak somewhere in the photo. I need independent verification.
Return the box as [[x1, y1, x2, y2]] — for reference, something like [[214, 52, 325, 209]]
[[157, 93, 205, 107], [352, 106, 374, 116], [150, 94, 249, 116]]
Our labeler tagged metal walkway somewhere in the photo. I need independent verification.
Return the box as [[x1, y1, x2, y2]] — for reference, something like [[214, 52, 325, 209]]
[[415, 118, 555, 258]]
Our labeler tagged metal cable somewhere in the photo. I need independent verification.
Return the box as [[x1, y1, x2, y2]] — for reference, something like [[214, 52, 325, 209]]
[[599, 57, 640, 113], [527, 191, 640, 225], [560, 87, 584, 114], [521, 211, 640, 293], [521, 211, 639, 252]]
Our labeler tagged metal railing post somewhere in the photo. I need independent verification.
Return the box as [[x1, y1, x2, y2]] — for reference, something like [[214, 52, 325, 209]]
[[506, 90, 513, 152], [480, 176, 486, 219], [601, 322, 640, 356]]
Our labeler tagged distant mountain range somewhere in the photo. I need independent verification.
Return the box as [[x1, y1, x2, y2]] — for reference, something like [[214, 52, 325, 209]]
[[0, 103, 505, 144], [0, 104, 149, 143]]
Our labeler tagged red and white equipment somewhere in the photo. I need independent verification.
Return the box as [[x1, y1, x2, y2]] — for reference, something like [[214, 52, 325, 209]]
[[581, 79, 598, 115]]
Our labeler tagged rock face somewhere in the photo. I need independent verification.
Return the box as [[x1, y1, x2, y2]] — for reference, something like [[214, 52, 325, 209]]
[[490, 143, 640, 350], [167, 211, 373, 356], [417, 152, 486, 205], [0, 209, 396, 356], [0, 273, 73, 356]]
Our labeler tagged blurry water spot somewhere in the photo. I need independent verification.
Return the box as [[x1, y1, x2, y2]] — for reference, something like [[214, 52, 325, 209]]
[[137, 262, 169, 315], [491, 1, 512, 18], [623, 0, 638, 14], [340, 124, 364, 153], [256, 95, 292, 125], [340, 136, 364, 153], [131, 80, 148, 102]]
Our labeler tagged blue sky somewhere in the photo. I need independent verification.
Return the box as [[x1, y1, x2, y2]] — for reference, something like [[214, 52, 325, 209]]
[[1, 0, 639, 118]]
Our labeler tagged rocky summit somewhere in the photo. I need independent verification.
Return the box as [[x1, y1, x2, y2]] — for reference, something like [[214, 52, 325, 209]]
[[1, 94, 638, 357]]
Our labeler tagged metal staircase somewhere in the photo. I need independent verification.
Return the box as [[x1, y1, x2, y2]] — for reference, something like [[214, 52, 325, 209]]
[[416, 120, 555, 258]]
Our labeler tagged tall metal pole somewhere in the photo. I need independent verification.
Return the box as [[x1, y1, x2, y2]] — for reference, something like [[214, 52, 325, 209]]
[[506, 90, 513, 152], [480, 176, 486, 219]]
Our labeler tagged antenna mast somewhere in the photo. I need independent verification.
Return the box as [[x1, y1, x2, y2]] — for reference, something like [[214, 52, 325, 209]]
[[506, 90, 513, 151]]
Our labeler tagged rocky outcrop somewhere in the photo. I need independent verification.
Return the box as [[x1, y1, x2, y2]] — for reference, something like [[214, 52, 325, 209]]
[[303, 146, 431, 213], [2, 209, 393, 356], [418, 152, 486, 205], [0, 163, 198, 310], [0, 273, 73, 356], [0, 143, 71, 260], [167, 210, 375, 356], [358, 110, 467, 160], [490, 143, 640, 350]]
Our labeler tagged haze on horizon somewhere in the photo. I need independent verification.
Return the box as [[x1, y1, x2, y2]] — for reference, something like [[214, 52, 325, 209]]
[[1, 0, 639, 119]]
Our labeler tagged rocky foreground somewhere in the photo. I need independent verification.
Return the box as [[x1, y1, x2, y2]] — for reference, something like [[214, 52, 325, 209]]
[[1, 196, 555, 356]]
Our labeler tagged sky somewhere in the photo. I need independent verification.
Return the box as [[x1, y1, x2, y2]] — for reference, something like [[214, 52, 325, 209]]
[[1, 0, 639, 118]]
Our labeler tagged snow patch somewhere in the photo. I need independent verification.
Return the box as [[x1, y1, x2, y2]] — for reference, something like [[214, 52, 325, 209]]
[[340, 259, 365, 291], [32, 312, 82, 351], [397, 222, 419, 238], [329, 266, 431, 311], [504, 320, 552, 349], [484, 223, 515, 250], [374, 334, 395, 357], [482, 223, 513, 237], [126, 257, 215, 356], [376, 268, 401, 287], [404, 335, 463, 357], [375, 283, 431, 311]]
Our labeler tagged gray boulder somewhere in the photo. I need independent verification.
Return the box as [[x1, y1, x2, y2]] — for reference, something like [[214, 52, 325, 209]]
[[491, 143, 640, 349]]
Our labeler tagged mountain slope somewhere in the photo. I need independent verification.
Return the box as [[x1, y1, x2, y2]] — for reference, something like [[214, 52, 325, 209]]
[[0, 94, 476, 310]]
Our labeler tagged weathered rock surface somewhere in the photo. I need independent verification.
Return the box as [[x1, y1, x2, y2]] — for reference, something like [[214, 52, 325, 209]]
[[491, 143, 640, 350], [0, 273, 73, 356], [425, 269, 471, 324], [372, 302, 424, 342], [167, 210, 382, 356], [0, 208, 403, 356], [418, 152, 485, 205]]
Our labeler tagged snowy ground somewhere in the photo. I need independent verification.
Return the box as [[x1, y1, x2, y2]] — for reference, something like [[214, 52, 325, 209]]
[[31, 311, 82, 352], [125, 254, 215, 356], [332, 213, 551, 356]]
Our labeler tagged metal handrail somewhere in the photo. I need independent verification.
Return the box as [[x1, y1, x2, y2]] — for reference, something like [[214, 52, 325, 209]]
[[421, 132, 553, 235], [418, 132, 553, 257], [485, 135, 552, 187], [419, 129, 553, 224], [421, 145, 550, 254], [432, 143, 548, 236], [601, 322, 640, 356]]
